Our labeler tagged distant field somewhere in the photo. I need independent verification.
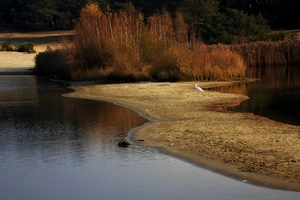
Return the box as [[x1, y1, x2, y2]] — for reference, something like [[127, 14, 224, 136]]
[[1, 29, 299, 53], [0, 31, 74, 74], [280, 29, 300, 40], [0, 30, 74, 52]]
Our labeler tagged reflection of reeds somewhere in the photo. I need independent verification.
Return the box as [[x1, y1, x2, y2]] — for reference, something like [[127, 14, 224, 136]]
[[35, 3, 246, 81], [231, 41, 300, 67], [246, 65, 300, 88], [213, 83, 248, 95]]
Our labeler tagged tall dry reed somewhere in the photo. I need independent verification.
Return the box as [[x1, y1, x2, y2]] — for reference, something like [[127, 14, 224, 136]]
[[174, 43, 246, 81], [230, 40, 300, 67], [35, 3, 246, 81]]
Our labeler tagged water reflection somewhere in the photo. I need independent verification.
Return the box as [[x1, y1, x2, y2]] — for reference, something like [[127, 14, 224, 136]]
[[215, 65, 300, 125], [247, 65, 300, 88], [0, 76, 148, 166], [1, 76, 300, 200], [0, 76, 38, 102]]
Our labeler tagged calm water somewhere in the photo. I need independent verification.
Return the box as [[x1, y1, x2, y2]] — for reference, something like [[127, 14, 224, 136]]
[[215, 66, 300, 126], [0, 76, 299, 200]]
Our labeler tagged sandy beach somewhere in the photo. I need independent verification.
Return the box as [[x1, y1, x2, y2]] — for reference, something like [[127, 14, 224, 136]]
[[0, 31, 73, 74], [0, 51, 36, 74], [64, 81, 300, 191], [0, 31, 73, 53], [1, 32, 300, 191]]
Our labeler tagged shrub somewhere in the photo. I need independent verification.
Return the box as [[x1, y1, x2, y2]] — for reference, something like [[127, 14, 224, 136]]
[[16, 43, 36, 53], [35, 50, 72, 79], [1, 42, 15, 51], [288, 31, 298, 40], [270, 30, 285, 41], [45, 45, 55, 52]]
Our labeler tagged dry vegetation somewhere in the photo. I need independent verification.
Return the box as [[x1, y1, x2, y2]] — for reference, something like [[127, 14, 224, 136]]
[[231, 40, 300, 67], [34, 3, 300, 81], [35, 3, 246, 81]]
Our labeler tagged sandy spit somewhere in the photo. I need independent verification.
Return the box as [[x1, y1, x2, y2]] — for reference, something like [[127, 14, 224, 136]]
[[64, 81, 300, 191], [1, 33, 299, 191]]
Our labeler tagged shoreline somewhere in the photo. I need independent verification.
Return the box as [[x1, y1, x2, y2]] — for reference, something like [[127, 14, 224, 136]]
[[65, 81, 300, 191], [2, 32, 299, 192]]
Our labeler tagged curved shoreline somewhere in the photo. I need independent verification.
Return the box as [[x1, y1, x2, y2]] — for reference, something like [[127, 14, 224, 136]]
[[3, 33, 299, 191], [65, 81, 300, 191]]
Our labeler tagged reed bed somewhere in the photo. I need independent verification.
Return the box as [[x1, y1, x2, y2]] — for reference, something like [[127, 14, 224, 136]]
[[35, 3, 246, 81], [230, 40, 300, 67]]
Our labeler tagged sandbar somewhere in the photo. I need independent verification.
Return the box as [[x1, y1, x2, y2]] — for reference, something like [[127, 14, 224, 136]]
[[1, 33, 299, 191], [65, 81, 300, 191]]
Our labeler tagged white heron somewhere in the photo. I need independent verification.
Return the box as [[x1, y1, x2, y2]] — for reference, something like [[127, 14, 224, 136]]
[[195, 83, 204, 96]]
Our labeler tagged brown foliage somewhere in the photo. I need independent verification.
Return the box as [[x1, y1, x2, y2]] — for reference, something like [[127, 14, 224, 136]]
[[35, 3, 246, 81], [231, 40, 300, 67]]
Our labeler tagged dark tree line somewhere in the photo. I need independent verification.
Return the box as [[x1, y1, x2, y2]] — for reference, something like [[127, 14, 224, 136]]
[[0, 0, 299, 44], [0, 0, 87, 30]]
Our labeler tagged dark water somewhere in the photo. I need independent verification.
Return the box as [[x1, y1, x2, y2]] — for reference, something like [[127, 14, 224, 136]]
[[215, 66, 300, 126], [0, 76, 299, 200]]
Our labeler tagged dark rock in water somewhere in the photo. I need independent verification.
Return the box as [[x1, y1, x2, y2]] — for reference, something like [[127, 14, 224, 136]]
[[118, 139, 130, 148]]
